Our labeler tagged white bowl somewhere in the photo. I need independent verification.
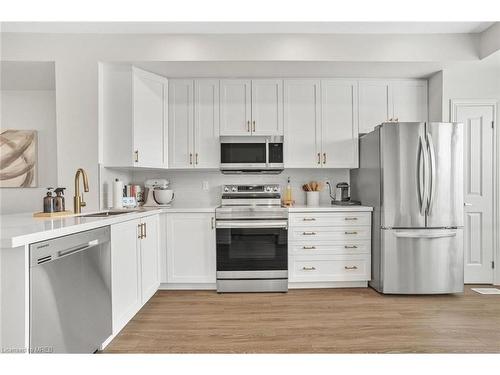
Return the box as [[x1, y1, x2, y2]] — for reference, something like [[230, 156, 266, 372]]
[[153, 189, 174, 205]]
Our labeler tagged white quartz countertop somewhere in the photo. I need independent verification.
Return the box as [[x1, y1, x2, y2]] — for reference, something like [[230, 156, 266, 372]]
[[0, 202, 217, 248], [287, 204, 373, 212]]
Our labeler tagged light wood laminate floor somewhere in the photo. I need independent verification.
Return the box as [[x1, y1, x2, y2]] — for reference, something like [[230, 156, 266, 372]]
[[104, 286, 500, 353]]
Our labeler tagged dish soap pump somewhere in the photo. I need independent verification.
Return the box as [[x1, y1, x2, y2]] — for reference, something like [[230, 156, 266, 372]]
[[53, 187, 66, 212], [43, 188, 54, 213], [282, 177, 295, 207]]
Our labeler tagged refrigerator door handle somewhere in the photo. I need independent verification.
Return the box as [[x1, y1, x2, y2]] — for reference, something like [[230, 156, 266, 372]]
[[426, 131, 437, 215], [394, 231, 457, 239], [417, 134, 429, 216]]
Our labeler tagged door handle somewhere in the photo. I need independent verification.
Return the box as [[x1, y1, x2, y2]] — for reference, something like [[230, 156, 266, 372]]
[[143, 222, 146, 238], [138, 223, 143, 239], [247, 120, 251, 132], [426, 132, 436, 215], [253, 120, 256, 132], [134, 150, 139, 163], [323, 153, 327, 164], [211, 217, 215, 230], [302, 218, 316, 221], [344, 266, 358, 270], [302, 231, 317, 235], [344, 217, 358, 221], [195, 153, 199, 165], [417, 134, 430, 216], [344, 231, 358, 235], [189, 153, 193, 165], [464, 202, 472, 206], [317, 153, 321, 164], [344, 245, 358, 249], [302, 266, 316, 271], [395, 231, 457, 239], [302, 246, 316, 250]]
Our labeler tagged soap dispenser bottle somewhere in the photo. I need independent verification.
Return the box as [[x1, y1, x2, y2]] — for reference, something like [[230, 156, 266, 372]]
[[53, 187, 66, 212], [43, 188, 54, 213]]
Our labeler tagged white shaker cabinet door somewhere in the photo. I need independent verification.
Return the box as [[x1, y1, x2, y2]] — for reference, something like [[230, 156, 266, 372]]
[[111, 219, 141, 334], [391, 80, 428, 123], [358, 80, 391, 134], [251, 79, 283, 136], [133, 68, 167, 168], [194, 80, 220, 168], [321, 79, 359, 168], [220, 79, 252, 136], [284, 79, 322, 168], [169, 79, 194, 168], [166, 212, 216, 283], [140, 215, 160, 304]]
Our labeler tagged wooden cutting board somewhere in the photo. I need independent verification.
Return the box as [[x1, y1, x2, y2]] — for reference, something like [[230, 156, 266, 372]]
[[33, 211, 74, 218]]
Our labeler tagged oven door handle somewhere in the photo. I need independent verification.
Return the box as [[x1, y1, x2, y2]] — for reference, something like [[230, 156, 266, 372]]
[[216, 220, 288, 229]]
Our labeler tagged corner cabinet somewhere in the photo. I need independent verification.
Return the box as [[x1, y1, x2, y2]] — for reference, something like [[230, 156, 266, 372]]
[[166, 212, 216, 284], [110, 215, 160, 335], [284, 79, 358, 168], [220, 79, 283, 136], [101, 64, 168, 168], [168, 79, 220, 169]]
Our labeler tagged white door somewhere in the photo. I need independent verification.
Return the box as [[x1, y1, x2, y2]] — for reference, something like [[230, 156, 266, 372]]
[[358, 80, 391, 133], [284, 79, 321, 168], [391, 80, 428, 122], [194, 79, 220, 168], [168, 79, 194, 168], [321, 79, 358, 168], [111, 219, 141, 334], [166, 212, 216, 283], [133, 68, 167, 168], [220, 79, 251, 136], [140, 215, 160, 304], [453, 102, 496, 283], [251, 79, 283, 136]]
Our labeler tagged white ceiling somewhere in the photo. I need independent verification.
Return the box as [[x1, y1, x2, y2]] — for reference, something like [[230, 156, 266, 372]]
[[1, 22, 495, 34]]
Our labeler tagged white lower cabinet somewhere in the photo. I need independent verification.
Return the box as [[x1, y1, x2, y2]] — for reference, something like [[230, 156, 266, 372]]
[[288, 211, 372, 285], [166, 212, 216, 284], [111, 215, 160, 335]]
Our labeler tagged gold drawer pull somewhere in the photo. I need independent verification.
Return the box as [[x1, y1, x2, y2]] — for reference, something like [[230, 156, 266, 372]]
[[345, 231, 358, 235], [302, 231, 317, 235], [302, 266, 316, 271], [302, 246, 316, 250], [344, 245, 358, 249], [302, 218, 316, 221], [344, 217, 358, 221], [345, 266, 358, 270]]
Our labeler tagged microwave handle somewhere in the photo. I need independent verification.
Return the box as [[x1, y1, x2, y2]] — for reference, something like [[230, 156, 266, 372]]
[[265, 138, 269, 167]]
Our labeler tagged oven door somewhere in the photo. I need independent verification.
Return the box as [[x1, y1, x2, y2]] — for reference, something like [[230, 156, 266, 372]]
[[216, 220, 288, 279]]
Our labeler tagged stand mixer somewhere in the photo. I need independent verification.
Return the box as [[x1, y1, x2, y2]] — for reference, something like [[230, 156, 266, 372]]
[[143, 179, 175, 207]]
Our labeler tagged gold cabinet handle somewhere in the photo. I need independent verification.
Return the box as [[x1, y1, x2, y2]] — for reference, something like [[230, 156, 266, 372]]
[[189, 153, 193, 165], [394, 117, 399, 122], [345, 266, 358, 270], [344, 245, 358, 249], [302, 246, 316, 250], [195, 153, 199, 165], [344, 231, 358, 235], [211, 217, 215, 230], [323, 152, 327, 164], [134, 150, 139, 163], [302, 218, 316, 221], [247, 120, 251, 132], [252, 120, 256, 132], [143, 222, 146, 238], [302, 266, 316, 271], [317, 153, 321, 164], [344, 217, 358, 221], [302, 231, 316, 235], [138, 223, 143, 239]]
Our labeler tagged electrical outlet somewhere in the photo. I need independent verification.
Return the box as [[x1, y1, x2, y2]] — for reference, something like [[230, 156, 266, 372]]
[[202, 181, 209, 191]]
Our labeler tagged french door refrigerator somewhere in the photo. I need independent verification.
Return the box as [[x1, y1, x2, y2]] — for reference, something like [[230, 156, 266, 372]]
[[350, 122, 464, 294]]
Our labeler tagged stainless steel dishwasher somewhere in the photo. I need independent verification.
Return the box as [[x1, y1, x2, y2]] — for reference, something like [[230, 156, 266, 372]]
[[30, 227, 112, 353]]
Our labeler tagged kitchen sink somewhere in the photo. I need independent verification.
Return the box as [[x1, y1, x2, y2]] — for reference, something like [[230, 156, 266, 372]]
[[79, 210, 138, 218]]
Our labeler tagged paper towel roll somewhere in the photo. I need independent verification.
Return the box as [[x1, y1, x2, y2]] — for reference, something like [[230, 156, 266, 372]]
[[113, 179, 124, 209]]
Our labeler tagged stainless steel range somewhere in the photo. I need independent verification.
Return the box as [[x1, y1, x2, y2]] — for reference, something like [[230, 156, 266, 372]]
[[215, 184, 288, 293]]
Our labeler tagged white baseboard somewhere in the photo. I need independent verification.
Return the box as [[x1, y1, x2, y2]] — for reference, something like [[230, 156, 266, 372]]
[[159, 283, 216, 290]]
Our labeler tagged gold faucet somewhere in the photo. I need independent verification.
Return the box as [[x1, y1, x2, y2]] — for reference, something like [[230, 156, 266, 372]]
[[73, 168, 89, 214]]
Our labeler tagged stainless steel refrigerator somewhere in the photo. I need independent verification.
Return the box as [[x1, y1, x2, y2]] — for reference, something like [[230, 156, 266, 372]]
[[350, 122, 464, 294]]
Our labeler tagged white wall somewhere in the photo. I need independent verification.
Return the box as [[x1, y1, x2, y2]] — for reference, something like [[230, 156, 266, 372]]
[[0, 90, 57, 214]]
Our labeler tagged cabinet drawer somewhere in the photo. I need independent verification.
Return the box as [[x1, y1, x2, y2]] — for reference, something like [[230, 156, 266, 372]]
[[289, 212, 371, 227], [290, 227, 371, 241], [290, 241, 370, 256], [289, 255, 370, 282]]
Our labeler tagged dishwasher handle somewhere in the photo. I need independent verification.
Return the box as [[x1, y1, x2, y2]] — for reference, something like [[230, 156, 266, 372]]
[[57, 240, 99, 258]]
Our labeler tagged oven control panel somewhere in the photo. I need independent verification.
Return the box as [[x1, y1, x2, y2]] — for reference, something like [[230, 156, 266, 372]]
[[222, 184, 280, 194]]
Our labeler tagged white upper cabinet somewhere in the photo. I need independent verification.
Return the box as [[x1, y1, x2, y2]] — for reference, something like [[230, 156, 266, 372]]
[[169, 79, 220, 169], [220, 79, 252, 136], [166, 212, 216, 284], [251, 79, 283, 135], [220, 79, 283, 136], [101, 64, 168, 168], [168, 79, 194, 168], [284, 79, 321, 168], [358, 81, 390, 134], [321, 80, 359, 168], [391, 80, 428, 123], [194, 80, 220, 168]]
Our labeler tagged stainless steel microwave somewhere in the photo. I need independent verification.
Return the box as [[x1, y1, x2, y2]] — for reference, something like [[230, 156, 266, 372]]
[[220, 136, 284, 174]]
